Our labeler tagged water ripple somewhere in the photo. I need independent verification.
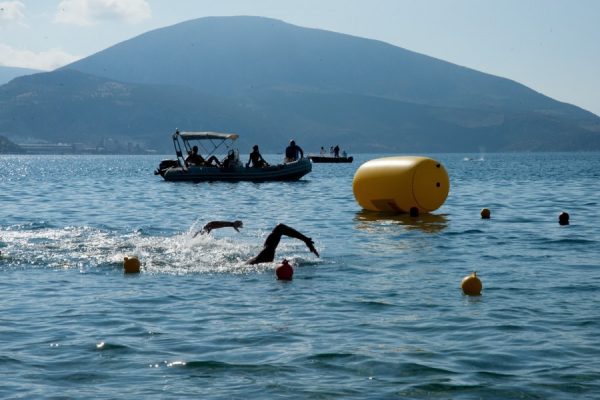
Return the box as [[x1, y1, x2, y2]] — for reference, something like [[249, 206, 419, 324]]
[[1, 153, 600, 398]]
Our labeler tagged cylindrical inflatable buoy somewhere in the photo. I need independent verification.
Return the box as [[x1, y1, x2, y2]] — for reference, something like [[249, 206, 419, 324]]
[[123, 256, 141, 274], [276, 259, 293, 281], [352, 156, 450, 213]]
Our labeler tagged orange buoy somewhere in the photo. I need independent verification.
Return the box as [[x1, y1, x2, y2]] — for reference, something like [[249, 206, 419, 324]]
[[558, 211, 569, 225], [123, 256, 141, 274], [480, 208, 491, 219], [276, 259, 293, 281], [461, 271, 482, 296]]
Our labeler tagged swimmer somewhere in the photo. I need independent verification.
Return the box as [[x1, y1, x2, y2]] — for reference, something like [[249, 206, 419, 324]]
[[558, 212, 570, 226], [194, 221, 319, 264], [247, 223, 319, 265]]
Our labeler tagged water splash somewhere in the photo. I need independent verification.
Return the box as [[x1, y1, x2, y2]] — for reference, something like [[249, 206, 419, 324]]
[[0, 223, 319, 275]]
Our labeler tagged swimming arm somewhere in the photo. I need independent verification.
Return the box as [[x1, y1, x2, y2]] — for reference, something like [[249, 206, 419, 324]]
[[246, 223, 319, 264], [193, 220, 243, 237], [279, 224, 319, 257]]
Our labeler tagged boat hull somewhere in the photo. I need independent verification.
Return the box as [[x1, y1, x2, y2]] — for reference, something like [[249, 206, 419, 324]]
[[309, 155, 353, 163], [160, 158, 312, 182]]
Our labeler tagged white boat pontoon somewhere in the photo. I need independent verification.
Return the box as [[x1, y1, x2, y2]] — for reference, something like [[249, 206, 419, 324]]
[[155, 130, 312, 182]]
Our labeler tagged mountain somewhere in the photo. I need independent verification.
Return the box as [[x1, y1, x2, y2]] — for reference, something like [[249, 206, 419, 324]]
[[1, 16, 599, 153], [0, 135, 23, 153], [0, 66, 43, 85], [0, 69, 277, 152], [65, 17, 575, 113]]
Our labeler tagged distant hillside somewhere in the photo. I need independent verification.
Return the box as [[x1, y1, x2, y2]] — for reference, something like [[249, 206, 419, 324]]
[[0, 66, 43, 85], [0, 69, 277, 152], [0, 16, 599, 152], [0, 135, 23, 153]]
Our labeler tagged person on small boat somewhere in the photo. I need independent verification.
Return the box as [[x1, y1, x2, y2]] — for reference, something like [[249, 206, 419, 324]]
[[186, 145, 222, 167], [193, 220, 319, 264], [246, 145, 270, 168], [223, 149, 242, 169], [333, 145, 340, 157], [285, 140, 304, 162]]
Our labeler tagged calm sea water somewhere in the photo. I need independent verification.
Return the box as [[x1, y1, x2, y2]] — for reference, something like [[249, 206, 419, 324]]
[[1, 152, 599, 399]]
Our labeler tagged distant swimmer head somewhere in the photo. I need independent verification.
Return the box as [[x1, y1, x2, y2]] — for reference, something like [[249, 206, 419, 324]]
[[480, 208, 491, 219], [559, 211, 570, 225]]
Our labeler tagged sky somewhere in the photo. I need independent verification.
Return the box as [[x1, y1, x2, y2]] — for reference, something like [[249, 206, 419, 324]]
[[1, 0, 599, 116]]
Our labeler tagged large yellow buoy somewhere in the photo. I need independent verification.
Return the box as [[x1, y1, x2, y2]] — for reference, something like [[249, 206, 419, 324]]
[[352, 156, 450, 213]]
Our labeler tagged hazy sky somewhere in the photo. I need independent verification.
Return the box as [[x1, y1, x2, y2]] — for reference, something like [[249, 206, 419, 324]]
[[1, 0, 599, 115]]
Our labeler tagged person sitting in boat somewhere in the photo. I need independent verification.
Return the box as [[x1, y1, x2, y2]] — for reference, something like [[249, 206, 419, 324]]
[[285, 140, 304, 163], [222, 149, 238, 169], [193, 220, 319, 265], [246, 145, 270, 168], [185, 145, 222, 167]]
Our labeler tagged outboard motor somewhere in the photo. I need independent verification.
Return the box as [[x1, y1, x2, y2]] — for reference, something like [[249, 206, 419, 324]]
[[154, 159, 179, 175]]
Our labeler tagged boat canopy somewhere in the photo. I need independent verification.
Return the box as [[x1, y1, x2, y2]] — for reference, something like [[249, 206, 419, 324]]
[[177, 131, 239, 141]]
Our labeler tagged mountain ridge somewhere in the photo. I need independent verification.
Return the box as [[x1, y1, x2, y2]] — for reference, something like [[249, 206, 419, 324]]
[[0, 65, 43, 85], [1, 16, 599, 153]]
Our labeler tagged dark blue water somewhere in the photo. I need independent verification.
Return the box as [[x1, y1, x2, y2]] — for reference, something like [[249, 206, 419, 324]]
[[1, 153, 599, 399]]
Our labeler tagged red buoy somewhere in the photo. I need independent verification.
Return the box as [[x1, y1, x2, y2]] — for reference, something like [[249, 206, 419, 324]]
[[276, 259, 294, 281]]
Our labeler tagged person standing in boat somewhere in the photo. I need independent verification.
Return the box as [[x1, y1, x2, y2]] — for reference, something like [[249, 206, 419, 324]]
[[285, 140, 304, 162], [193, 220, 319, 264], [333, 145, 340, 157], [186, 145, 222, 167], [246, 145, 270, 168]]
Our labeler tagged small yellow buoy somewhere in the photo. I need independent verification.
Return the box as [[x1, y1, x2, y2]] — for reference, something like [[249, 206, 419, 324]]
[[480, 208, 491, 219], [352, 156, 449, 213], [461, 271, 482, 296], [123, 256, 141, 274]]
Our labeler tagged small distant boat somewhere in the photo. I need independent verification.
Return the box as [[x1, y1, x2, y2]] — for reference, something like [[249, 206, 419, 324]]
[[155, 130, 312, 182], [308, 155, 354, 163]]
